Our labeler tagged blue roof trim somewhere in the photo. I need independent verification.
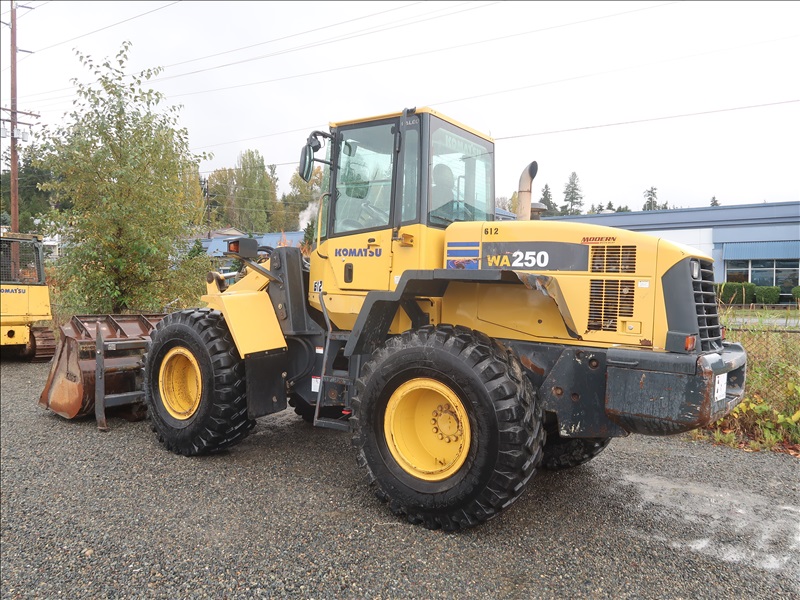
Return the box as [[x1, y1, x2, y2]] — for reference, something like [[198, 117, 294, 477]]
[[548, 201, 799, 231], [723, 241, 800, 260]]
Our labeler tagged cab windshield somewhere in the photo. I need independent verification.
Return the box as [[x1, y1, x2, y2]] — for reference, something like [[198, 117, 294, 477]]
[[428, 116, 494, 228]]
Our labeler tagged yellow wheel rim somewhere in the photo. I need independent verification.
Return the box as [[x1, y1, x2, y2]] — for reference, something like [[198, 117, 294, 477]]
[[158, 347, 202, 420], [384, 378, 471, 482]]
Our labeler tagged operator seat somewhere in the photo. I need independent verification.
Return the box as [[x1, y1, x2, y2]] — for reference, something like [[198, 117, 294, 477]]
[[431, 163, 454, 211]]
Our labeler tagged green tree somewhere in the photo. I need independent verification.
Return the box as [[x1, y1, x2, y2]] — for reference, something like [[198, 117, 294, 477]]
[[561, 173, 584, 215], [615, 205, 632, 212], [509, 191, 519, 215], [710, 195, 720, 207], [208, 167, 236, 229], [1, 148, 54, 233], [233, 149, 273, 233], [35, 42, 210, 314], [301, 219, 315, 255], [643, 187, 659, 211], [539, 184, 559, 217]]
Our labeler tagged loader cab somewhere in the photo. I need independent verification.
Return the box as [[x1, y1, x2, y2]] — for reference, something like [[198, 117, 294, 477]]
[[300, 107, 495, 322]]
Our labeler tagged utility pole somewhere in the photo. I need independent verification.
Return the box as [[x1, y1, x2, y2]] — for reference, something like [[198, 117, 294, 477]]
[[2, 1, 35, 233], [10, 1, 19, 233]]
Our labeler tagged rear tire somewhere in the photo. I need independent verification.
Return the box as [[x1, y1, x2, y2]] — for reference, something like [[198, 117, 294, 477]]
[[352, 325, 544, 531], [144, 309, 254, 456], [542, 424, 611, 470]]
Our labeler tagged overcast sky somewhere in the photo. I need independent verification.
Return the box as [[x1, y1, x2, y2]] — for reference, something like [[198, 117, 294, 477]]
[[1, 0, 798, 212]]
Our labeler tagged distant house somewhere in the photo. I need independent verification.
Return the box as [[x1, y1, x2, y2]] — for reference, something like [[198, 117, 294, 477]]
[[495, 207, 516, 221], [197, 229, 306, 261]]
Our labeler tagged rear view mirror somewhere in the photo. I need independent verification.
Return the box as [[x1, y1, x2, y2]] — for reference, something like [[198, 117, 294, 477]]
[[299, 145, 314, 182], [299, 130, 332, 182]]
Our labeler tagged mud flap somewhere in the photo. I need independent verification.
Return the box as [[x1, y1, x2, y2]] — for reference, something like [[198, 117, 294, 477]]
[[245, 349, 289, 419]]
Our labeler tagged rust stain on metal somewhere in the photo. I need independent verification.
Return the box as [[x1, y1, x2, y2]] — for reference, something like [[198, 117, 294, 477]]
[[519, 354, 545, 377], [639, 338, 652, 347]]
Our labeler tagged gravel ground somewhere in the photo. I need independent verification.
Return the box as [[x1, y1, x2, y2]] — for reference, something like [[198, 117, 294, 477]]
[[2, 360, 799, 600]]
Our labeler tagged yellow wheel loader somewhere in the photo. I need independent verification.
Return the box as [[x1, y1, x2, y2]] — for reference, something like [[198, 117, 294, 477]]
[[40, 107, 747, 530], [0, 232, 55, 362]]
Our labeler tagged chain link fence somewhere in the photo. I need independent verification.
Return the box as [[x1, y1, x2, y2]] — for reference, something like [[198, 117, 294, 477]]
[[726, 328, 800, 369]]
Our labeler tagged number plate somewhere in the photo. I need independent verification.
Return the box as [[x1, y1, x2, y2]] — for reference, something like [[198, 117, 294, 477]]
[[714, 373, 727, 402]]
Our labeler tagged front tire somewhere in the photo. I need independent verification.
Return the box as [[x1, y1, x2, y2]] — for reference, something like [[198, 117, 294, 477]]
[[351, 325, 544, 530], [144, 309, 255, 456]]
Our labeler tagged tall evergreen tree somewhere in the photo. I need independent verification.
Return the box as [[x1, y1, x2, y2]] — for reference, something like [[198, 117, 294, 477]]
[[710, 196, 720, 206], [643, 187, 659, 211], [234, 149, 272, 233], [539, 184, 559, 217], [561, 172, 584, 215]]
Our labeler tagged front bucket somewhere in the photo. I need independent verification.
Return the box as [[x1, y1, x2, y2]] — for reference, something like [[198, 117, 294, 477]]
[[39, 314, 165, 419]]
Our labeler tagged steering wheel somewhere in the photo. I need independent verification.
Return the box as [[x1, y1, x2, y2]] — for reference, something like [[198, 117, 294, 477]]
[[339, 219, 363, 231], [362, 202, 390, 223]]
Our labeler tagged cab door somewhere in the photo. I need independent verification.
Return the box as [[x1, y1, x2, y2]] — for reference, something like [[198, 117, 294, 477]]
[[314, 120, 396, 293]]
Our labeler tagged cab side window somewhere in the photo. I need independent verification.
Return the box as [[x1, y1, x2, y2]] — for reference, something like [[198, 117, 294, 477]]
[[332, 123, 394, 235]]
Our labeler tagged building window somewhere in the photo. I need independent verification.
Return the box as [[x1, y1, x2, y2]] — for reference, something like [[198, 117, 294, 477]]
[[725, 260, 748, 283], [725, 259, 800, 302]]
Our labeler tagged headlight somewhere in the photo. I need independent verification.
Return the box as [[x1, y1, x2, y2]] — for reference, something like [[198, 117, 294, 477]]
[[690, 259, 701, 279]]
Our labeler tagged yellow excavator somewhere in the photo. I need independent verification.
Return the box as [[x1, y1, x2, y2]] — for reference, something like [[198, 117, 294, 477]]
[[0, 232, 55, 361], [40, 107, 747, 530]]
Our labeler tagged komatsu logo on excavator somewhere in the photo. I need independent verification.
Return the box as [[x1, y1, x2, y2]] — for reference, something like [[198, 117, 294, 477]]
[[334, 247, 383, 258]]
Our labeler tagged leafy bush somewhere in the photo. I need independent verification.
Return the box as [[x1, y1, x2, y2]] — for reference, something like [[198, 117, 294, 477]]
[[754, 286, 781, 304], [715, 282, 756, 304], [700, 325, 800, 453], [792, 286, 800, 301]]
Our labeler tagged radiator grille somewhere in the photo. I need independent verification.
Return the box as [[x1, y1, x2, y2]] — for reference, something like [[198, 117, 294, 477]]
[[588, 279, 635, 331], [694, 260, 723, 352], [590, 245, 637, 273]]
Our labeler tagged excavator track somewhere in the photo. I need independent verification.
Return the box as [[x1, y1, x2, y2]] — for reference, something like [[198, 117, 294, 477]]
[[21, 326, 56, 363]]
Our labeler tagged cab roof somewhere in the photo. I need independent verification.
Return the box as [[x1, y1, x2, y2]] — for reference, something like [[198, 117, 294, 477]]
[[329, 107, 493, 143]]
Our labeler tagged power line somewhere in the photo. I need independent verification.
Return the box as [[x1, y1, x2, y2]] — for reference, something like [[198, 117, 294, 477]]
[[160, 1, 676, 94], [14, 0, 669, 103], [494, 99, 800, 141], [160, 1, 427, 69], [33, 1, 180, 54], [1, 1, 181, 74], [11, 0, 468, 99], [154, 1, 500, 83], [200, 98, 799, 174], [429, 33, 800, 109]]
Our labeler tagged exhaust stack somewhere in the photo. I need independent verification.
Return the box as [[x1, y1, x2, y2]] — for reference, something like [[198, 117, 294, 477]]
[[514, 161, 546, 220]]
